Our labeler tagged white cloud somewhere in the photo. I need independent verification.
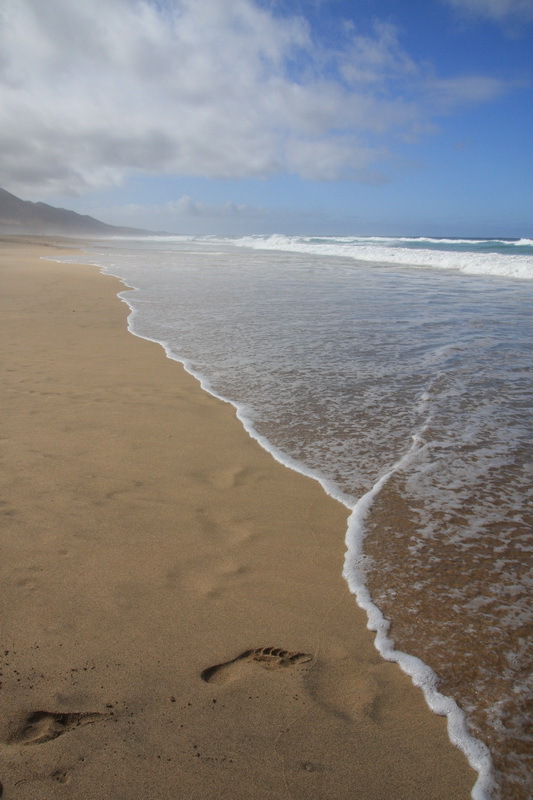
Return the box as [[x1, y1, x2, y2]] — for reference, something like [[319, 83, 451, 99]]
[[0, 0, 519, 196], [426, 75, 510, 108], [443, 0, 533, 22], [339, 21, 418, 86]]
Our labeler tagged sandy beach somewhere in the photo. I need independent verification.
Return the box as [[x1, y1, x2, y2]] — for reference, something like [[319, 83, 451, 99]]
[[0, 237, 477, 799]]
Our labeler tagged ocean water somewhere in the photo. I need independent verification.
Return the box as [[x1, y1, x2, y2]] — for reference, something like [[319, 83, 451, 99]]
[[54, 235, 533, 800]]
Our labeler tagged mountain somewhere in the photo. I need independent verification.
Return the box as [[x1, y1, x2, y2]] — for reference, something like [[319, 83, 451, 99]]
[[0, 187, 156, 237]]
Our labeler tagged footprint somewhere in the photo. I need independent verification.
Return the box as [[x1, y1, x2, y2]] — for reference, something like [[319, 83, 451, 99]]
[[201, 647, 313, 684], [192, 466, 265, 491], [51, 769, 71, 784], [8, 711, 105, 745], [307, 662, 383, 723], [182, 559, 248, 598]]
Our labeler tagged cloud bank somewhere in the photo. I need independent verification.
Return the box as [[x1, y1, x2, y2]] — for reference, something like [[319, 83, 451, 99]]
[[0, 0, 517, 196]]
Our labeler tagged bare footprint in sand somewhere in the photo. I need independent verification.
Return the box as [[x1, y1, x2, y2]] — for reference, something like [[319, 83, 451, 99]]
[[8, 711, 105, 746], [201, 647, 313, 684]]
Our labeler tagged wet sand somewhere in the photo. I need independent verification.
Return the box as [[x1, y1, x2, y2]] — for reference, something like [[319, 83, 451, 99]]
[[0, 236, 477, 799]]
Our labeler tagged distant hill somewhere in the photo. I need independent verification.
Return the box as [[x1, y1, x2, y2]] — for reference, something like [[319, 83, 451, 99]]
[[0, 187, 156, 237]]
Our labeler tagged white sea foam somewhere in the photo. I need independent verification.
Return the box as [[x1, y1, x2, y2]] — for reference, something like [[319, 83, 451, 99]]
[[231, 234, 533, 280], [341, 428, 495, 800]]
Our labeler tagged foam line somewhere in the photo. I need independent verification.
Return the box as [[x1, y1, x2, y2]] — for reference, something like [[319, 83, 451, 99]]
[[230, 234, 533, 281], [341, 430, 495, 800]]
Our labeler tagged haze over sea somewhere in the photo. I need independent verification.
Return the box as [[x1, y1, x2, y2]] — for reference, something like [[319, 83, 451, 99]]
[[56, 234, 533, 800]]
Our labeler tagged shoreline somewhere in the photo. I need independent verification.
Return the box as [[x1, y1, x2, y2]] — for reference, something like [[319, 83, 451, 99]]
[[1, 236, 477, 799], [102, 250, 493, 797]]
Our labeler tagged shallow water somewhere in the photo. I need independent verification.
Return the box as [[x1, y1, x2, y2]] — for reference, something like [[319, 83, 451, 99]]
[[55, 236, 533, 799]]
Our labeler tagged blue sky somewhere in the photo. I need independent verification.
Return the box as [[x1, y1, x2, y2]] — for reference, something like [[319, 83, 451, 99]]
[[0, 0, 531, 236]]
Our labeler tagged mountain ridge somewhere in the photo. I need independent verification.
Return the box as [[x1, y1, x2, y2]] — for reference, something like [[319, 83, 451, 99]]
[[0, 187, 158, 237]]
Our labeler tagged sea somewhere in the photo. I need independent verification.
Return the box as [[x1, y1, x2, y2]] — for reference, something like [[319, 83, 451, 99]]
[[53, 234, 533, 800]]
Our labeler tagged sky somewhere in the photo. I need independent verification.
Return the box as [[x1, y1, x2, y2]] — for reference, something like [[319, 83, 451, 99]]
[[0, 0, 532, 237]]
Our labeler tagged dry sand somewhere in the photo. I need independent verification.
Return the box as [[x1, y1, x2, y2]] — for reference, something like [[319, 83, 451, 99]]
[[0, 236, 477, 799]]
